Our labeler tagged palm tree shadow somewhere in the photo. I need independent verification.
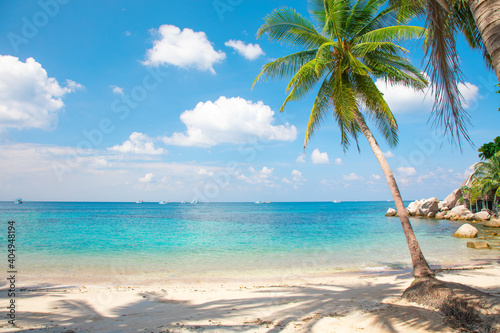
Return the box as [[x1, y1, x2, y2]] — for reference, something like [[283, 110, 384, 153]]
[[6, 279, 465, 332]]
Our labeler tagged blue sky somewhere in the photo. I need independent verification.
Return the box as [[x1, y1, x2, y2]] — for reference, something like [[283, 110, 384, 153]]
[[0, 0, 498, 202]]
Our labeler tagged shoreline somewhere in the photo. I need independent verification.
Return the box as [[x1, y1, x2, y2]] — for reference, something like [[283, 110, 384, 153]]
[[1, 262, 499, 332]]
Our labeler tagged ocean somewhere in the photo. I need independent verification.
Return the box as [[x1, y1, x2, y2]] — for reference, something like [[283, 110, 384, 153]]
[[1, 201, 498, 286]]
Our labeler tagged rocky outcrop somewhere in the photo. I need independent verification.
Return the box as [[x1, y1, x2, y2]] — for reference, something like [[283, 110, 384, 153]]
[[407, 200, 423, 216], [467, 241, 490, 249], [453, 224, 478, 238], [418, 197, 439, 216], [438, 189, 461, 211], [385, 208, 397, 217]]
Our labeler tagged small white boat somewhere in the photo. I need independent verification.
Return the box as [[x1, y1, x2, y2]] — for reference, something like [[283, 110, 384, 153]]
[[159, 201, 168, 205], [255, 201, 262, 204], [181, 201, 187, 204], [136, 200, 143, 204], [14, 198, 23, 204], [333, 200, 341, 203], [190, 200, 199, 204]]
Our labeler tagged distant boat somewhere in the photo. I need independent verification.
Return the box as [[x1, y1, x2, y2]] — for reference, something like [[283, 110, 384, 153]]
[[255, 201, 262, 204], [263, 201, 271, 204], [135, 200, 143, 204], [159, 201, 168, 205], [333, 200, 341, 203], [14, 198, 22, 204], [190, 200, 199, 204], [181, 201, 187, 204]]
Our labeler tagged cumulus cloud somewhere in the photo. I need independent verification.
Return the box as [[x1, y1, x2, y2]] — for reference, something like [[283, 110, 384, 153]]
[[139, 173, 155, 183], [161, 97, 297, 147], [282, 177, 292, 184], [0, 55, 82, 131], [383, 151, 395, 158], [109, 132, 166, 155], [291, 169, 305, 182], [111, 85, 124, 95], [375, 78, 479, 114], [343, 173, 364, 181], [143, 24, 226, 74], [296, 153, 306, 163], [237, 166, 274, 185], [311, 148, 330, 164], [334, 158, 343, 165], [372, 174, 381, 180], [224, 40, 265, 60], [396, 166, 417, 177]]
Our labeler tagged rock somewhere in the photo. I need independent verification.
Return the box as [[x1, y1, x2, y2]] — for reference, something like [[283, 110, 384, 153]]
[[466, 241, 489, 249], [484, 219, 500, 228], [450, 205, 473, 218], [385, 208, 397, 217], [407, 200, 422, 216], [438, 189, 461, 210], [440, 207, 449, 212], [418, 197, 439, 216], [474, 211, 491, 221], [435, 211, 447, 219], [453, 224, 478, 238], [427, 212, 436, 218]]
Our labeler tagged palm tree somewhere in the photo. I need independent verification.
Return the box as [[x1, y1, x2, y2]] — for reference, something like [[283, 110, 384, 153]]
[[253, 0, 434, 278], [470, 151, 500, 210], [392, 0, 498, 145]]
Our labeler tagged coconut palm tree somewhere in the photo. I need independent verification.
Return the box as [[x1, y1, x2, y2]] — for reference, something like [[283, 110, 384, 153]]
[[391, 0, 498, 146], [470, 151, 500, 210], [253, 0, 434, 278]]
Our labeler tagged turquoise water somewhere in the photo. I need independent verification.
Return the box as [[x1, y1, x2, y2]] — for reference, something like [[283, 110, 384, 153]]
[[1, 201, 498, 285]]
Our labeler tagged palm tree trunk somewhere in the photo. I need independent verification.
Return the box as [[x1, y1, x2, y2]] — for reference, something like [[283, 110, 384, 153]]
[[353, 111, 434, 278], [467, 0, 500, 82]]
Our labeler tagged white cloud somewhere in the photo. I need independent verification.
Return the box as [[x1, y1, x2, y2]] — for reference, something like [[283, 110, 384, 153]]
[[282, 177, 292, 184], [139, 173, 155, 183], [372, 174, 381, 180], [334, 158, 343, 165], [143, 24, 226, 74], [237, 166, 274, 185], [111, 85, 124, 95], [343, 173, 364, 181], [375, 78, 479, 114], [224, 40, 265, 60], [383, 151, 394, 158], [296, 153, 306, 163], [109, 132, 166, 155], [162, 96, 297, 147], [311, 148, 330, 164], [396, 166, 417, 177], [0, 55, 82, 131], [291, 169, 305, 182], [198, 168, 214, 177]]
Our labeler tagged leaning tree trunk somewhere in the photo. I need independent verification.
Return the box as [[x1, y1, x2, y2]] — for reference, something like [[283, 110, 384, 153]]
[[467, 0, 500, 82], [353, 111, 435, 278]]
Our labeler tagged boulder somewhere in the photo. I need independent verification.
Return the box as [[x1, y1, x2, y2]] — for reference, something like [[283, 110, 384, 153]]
[[385, 208, 397, 217], [474, 211, 491, 221], [466, 241, 489, 249], [484, 219, 500, 228], [418, 197, 439, 216], [427, 212, 436, 218], [440, 207, 449, 212], [450, 205, 473, 218], [407, 200, 422, 216], [453, 224, 478, 238], [435, 211, 447, 219], [438, 189, 461, 211]]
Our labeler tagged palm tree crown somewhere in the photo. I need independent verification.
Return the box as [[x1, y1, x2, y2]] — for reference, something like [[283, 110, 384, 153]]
[[471, 151, 500, 209], [253, 0, 427, 150]]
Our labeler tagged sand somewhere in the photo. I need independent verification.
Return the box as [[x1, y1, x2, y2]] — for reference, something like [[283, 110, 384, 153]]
[[1, 263, 499, 333]]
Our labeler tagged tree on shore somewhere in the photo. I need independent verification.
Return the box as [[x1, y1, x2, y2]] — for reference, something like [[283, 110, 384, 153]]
[[253, 0, 434, 278], [470, 151, 500, 210]]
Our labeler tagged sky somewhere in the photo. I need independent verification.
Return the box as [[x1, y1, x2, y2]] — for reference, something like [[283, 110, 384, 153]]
[[0, 0, 498, 202]]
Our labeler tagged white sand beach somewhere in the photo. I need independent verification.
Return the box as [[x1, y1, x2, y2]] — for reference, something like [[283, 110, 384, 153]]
[[1, 263, 499, 332]]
